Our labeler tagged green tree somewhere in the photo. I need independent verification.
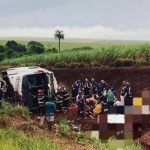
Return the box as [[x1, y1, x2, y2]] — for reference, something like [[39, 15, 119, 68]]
[[27, 41, 45, 54], [54, 30, 64, 53], [0, 53, 5, 61], [5, 40, 26, 53], [6, 49, 16, 58], [0, 45, 5, 53]]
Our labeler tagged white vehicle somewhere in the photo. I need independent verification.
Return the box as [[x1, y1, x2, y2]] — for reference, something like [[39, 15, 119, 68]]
[[1, 66, 57, 109]]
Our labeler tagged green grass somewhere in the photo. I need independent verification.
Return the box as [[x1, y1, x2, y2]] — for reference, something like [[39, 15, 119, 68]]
[[57, 117, 143, 150], [0, 128, 60, 150], [90, 137, 143, 150], [0, 101, 30, 119]]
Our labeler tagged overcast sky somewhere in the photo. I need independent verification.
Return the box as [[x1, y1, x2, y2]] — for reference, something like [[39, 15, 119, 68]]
[[0, 0, 150, 40]]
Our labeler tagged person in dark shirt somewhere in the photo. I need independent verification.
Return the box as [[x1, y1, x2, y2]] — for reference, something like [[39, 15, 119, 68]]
[[76, 91, 85, 120], [91, 78, 98, 96], [124, 82, 133, 106], [72, 81, 79, 101]]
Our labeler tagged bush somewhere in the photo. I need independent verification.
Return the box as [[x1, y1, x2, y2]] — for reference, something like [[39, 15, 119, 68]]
[[0, 101, 30, 119], [0, 45, 5, 53], [0, 53, 6, 61], [113, 58, 137, 67], [27, 41, 45, 54], [47, 47, 58, 53], [54, 62, 68, 68], [70, 47, 93, 51], [5, 40, 18, 51], [5, 49, 16, 58], [5, 41, 26, 53], [16, 44, 27, 53]]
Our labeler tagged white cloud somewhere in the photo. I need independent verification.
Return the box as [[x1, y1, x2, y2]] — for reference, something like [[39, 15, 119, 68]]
[[0, 25, 150, 40]]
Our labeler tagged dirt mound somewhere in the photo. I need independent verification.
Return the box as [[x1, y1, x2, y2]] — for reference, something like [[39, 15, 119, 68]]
[[52, 67, 150, 96]]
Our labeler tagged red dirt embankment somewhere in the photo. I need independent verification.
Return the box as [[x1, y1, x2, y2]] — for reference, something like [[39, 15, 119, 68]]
[[0, 115, 96, 150], [52, 67, 150, 96]]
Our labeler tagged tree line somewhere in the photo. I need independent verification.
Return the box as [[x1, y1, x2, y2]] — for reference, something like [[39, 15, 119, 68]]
[[0, 40, 58, 61]]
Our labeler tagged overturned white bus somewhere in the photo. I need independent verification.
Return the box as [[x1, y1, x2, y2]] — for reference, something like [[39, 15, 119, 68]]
[[1, 66, 57, 109]]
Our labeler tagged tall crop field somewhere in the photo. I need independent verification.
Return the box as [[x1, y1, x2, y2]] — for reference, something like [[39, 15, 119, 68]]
[[0, 38, 150, 67]]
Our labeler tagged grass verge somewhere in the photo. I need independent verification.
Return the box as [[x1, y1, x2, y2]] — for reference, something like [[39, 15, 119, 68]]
[[0, 128, 60, 150], [0, 100, 30, 119], [58, 117, 143, 150]]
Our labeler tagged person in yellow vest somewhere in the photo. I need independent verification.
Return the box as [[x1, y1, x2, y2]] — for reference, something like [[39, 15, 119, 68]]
[[93, 101, 102, 115]]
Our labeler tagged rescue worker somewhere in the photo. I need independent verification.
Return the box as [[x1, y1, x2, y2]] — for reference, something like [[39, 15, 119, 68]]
[[76, 91, 85, 120], [101, 80, 108, 91], [72, 81, 79, 102], [44, 97, 56, 131], [83, 78, 92, 98], [55, 87, 63, 111], [61, 86, 70, 111], [37, 89, 45, 114], [91, 78, 98, 96], [124, 82, 133, 106]]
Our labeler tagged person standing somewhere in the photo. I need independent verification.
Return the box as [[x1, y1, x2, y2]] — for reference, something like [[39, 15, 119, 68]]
[[44, 98, 56, 131], [76, 91, 85, 120], [106, 89, 116, 109]]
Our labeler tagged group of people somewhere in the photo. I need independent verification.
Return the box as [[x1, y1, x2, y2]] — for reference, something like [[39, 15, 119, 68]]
[[71, 79, 133, 119], [0, 78, 133, 130], [72, 78, 115, 100]]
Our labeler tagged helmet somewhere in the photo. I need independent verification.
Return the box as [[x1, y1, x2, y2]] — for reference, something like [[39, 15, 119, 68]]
[[37, 89, 44, 93]]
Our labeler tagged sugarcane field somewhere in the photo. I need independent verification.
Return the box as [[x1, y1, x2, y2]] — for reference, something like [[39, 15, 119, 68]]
[[0, 1, 150, 150]]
